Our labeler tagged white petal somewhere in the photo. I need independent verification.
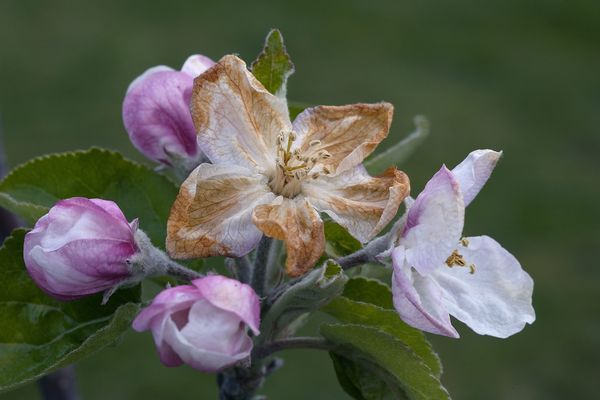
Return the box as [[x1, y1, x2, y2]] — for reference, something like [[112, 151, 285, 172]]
[[126, 65, 174, 94], [451, 149, 502, 206], [402, 166, 464, 275], [430, 235, 535, 338], [391, 246, 459, 337]]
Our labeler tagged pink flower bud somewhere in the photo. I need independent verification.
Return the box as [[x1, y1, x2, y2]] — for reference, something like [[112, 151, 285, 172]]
[[23, 197, 138, 300], [132, 275, 260, 373], [122, 54, 215, 166]]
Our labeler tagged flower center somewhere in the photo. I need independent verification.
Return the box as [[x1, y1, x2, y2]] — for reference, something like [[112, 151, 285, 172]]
[[445, 239, 476, 274], [268, 130, 332, 198]]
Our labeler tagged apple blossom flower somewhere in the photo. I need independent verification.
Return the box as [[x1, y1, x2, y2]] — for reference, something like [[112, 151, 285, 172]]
[[122, 54, 215, 167], [167, 55, 410, 276], [390, 150, 535, 338], [23, 197, 138, 300], [132, 275, 260, 372]]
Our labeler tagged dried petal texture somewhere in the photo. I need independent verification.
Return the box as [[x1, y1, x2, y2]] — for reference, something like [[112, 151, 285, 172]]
[[123, 55, 214, 165], [253, 197, 325, 277], [191, 55, 292, 173], [133, 276, 260, 372], [23, 197, 136, 300], [167, 163, 275, 259], [304, 165, 410, 243], [390, 150, 535, 338], [168, 54, 408, 275], [292, 103, 394, 175]]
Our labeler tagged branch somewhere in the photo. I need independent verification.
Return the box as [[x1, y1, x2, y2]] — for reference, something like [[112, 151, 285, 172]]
[[253, 337, 333, 360]]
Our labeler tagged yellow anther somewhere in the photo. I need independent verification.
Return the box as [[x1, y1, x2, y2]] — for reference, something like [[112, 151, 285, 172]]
[[460, 238, 469, 247], [445, 250, 466, 267], [469, 264, 476, 274], [309, 139, 321, 147]]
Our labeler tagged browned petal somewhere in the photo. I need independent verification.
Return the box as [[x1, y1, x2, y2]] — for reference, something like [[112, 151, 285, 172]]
[[292, 103, 393, 175], [304, 166, 410, 243], [167, 164, 275, 259], [252, 197, 325, 277], [191, 55, 292, 172]]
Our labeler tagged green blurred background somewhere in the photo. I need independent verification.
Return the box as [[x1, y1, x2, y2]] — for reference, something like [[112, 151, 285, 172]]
[[1, 0, 598, 398]]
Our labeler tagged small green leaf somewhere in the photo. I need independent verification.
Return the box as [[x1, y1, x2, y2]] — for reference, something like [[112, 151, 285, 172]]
[[0, 230, 141, 392], [331, 353, 396, 400], [0, 148, 178, 248], [342, 277, 394, 310], [321, 324, 450, 400], [251, 29, 295, 98], [260, 261, 347, 342], [324, 221, 362, 258], [364, 116, 430, 175]]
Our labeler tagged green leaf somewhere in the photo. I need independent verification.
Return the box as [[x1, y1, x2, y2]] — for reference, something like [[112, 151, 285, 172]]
[[0, 230, 141, 392], [260, 261, 347, 342], [331, 353, 395, 400], [251, 29, 295, 98], [342, 277, 394, 309], [364, 116, 430, 175], [0, 148, 178, 248], [321, 324, 450, 400], [324, 220, 362, 258], [322, 296, 441, 377]]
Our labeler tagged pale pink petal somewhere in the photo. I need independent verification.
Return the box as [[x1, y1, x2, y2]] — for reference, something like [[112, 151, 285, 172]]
[[167, 163, 275, 259], [123, 69, 198, 164], [391, 246, 459, 338], [451, 149, 502, 206], [402, 166, 464, 275], [430, 235, 535, 338], [192, 276, 260, 335], [181, 54, 216, 78], [163, 310, 251, 372], [191, 55, 292, 172], [132, 285, 202, 331]]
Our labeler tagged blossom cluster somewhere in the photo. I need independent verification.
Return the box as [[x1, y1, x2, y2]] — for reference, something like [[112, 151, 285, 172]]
[[22, 50, 534, 377]]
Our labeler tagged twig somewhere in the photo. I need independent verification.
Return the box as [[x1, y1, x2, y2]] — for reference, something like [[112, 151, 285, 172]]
[[253, 337, 332, 360]]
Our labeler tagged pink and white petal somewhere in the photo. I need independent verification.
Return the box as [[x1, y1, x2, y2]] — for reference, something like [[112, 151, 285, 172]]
[[32, 198, 133, 251], [126, 65, 174, 93], [451, 149, 502, 207], [430, 235, 535, 338], [132, 285, 202, 331], [304, 165, 410, 243], [88, 199, 130, 224], [164, 316, 250, 372], [179, 300, 248, 354], [252, 196, 325, 277], [391, 247, 459, 338], [402, 166, 464, 275], [181, 54, 216, 78], [292, 103, 393, 175], [192, 276, 260, 335], [150, 315, 184, 367], [191, 55, 292, 172], [167, 163, 275, 259], [123, 69, 198, 163]]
